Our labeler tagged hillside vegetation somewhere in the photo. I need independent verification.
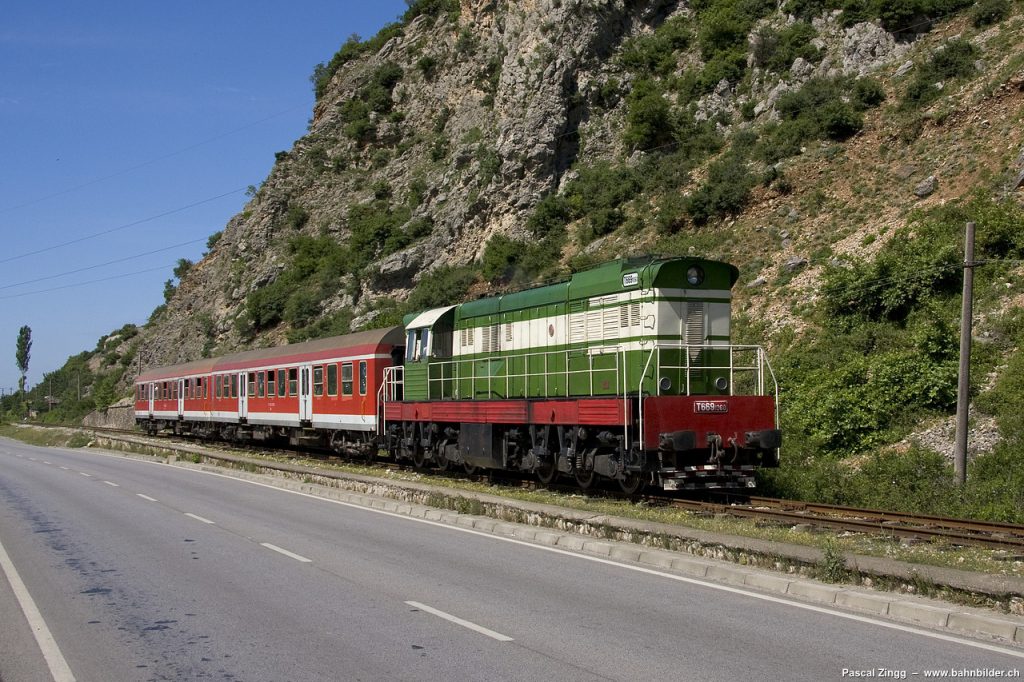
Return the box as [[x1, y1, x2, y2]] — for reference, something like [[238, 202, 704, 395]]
[[7, 0, 1024, 520]]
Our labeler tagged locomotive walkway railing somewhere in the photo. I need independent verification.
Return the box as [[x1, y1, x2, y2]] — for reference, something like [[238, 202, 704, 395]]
[[378, 344, 779, 447], [380, 343, 776, 403]]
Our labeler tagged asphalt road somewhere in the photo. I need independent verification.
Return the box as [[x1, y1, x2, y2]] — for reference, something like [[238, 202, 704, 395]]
[[0, 437, 1021, 682]]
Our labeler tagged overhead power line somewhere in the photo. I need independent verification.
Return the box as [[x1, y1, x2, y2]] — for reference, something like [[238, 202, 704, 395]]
[[0, 187, 246, 265], [0, 264, 174, 300], [0, 238, 206, 291]]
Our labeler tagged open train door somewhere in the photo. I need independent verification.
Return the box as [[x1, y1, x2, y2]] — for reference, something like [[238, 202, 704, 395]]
[[299, 364, 313, 423]]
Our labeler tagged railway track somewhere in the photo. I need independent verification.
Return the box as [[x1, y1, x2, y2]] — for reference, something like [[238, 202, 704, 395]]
[[19, 423, 1024, 553]]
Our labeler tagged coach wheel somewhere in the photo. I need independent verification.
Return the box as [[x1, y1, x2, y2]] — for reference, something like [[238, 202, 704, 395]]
[[618, 473, 644, 496], [463, 462, 478, 475], [411, 445, 427, 470], [536, 457, 558, 486], [574, 467, 596, 491]]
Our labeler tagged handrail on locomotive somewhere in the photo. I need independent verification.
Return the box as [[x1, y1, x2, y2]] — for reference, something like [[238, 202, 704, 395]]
[[379, 342, 779, 437]]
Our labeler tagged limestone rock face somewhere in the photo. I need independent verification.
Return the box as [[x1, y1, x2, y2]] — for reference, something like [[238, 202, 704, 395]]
[[133, 1, 941, 373]]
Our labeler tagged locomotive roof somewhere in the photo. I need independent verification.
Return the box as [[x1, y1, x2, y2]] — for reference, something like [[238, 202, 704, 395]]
[[457, 256, 738, 319], [136, 326, 405, 382]]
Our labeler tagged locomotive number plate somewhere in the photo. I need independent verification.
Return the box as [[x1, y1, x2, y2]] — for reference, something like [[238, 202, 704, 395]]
[[694, 400, 729, 414]]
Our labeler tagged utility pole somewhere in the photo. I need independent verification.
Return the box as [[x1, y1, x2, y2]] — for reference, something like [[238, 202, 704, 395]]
[[953, 221, 975, 486]]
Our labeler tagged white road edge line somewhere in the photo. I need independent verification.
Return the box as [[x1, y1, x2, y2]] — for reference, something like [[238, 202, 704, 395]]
[[136, 494, 157, 502], [184, 513, 215, 525], [103, 481, 119, 487], [405, 601, 514, 642], [79, 448, 1024, 660], [0, 535, 77, 682], [260, 543, 312, 563]]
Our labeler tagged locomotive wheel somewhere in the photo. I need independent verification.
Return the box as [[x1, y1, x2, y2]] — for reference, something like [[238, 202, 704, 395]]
[[434, 454, 450, 472], [574, 468, 596, 490], [536, 457, 558, 485], [618, 473, 644, 496], [411, 446, 427, 470]]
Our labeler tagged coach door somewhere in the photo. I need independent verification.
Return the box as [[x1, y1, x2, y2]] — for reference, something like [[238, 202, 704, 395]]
[[177, 379, 185, 417], [238, 372, 248, 420], [148, 383, 155, 416], [299, 364, 313, 423]]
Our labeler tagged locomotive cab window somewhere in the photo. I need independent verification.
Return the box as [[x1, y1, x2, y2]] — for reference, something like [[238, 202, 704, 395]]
[[406, 329, 429, 361]]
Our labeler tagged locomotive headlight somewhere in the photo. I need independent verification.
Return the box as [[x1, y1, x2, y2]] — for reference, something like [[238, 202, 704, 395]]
[[659, 376, 672, 392], [686, 266, 705, 286], [715, 376, 729, 392]]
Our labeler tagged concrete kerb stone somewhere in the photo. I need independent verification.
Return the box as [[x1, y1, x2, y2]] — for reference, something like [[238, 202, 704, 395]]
[[787, 580, 841, 604], [1017, 626, 1024, 645], [887, 601, 951, 628], [743, 572, 793, 595], [706, 564, 751, 586], [835, 590, 891, 616], [947, 612, 1021, 640]]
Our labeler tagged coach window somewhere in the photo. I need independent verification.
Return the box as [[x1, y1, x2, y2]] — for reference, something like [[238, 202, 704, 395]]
[[327, 364, 338, 396], [278, 369, 287, 397], [248, 372, 256, 397], [359, 361, 367, 395], [257, 372, 265, 398], [267, 371, 276, 398], [288, 368, 298, 396], [215, 377, 222, 399], [341, 362, 353, 396], [313, 366, 324, 397], [227, 374, 235, 398]]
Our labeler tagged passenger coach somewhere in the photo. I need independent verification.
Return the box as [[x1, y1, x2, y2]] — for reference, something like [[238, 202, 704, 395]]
[[135, 327, 405, 456]]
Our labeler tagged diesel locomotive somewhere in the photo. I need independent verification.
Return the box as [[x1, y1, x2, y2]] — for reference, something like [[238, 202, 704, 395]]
[[135, 256, 780, 493]]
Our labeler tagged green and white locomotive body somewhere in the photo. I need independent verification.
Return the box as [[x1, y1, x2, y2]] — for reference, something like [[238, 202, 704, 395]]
[[383, 256, 779, 492]]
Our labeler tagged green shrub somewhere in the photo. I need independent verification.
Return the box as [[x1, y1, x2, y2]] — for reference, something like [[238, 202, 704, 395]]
[[752, 22, 820, 73], [402, 0, 460, 22], [903, 39, 980, 107], [971, 0, 1011, 26], [620, 15, 691, 77], [416, 55, 438, 80], [623, 79, 675, 150], [852, 77, 886, 108], [684, 154, 755, 224], [407, 266, 477, 310]]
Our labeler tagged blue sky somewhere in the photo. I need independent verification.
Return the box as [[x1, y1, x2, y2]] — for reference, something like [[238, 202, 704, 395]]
[[0, 1, 408, 392]]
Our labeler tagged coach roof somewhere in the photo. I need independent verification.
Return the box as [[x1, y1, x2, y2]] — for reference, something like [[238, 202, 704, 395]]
[[136, 326, 405, 382]]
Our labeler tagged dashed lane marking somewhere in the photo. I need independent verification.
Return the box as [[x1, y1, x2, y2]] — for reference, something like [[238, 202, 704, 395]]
[[136, 494, 157, 502], [184, 513, 215, 525], [78, 472, 91, 477], [405, 601, 514, 642], [103, 481, 119, 487], [259, 543, 312, 563]]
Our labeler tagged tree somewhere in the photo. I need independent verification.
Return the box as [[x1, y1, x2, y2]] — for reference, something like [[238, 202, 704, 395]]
[[16, 325, 31, 394]]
